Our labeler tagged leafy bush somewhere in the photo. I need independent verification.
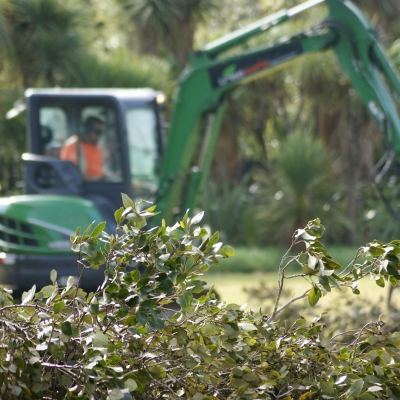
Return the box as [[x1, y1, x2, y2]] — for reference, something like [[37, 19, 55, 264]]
[[1, 195, 400, 399]]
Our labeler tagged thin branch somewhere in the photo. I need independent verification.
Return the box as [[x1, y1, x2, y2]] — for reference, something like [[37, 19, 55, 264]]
[[42, 361, 80, 369], [0, 304, 48, 313], [285, 273, 307, 279], [269, 289, 311, 322], [277, 387, 294, 399], [339, 247, 366, 277], [268, 234, 302, 322], [331, 329, 363, 341]]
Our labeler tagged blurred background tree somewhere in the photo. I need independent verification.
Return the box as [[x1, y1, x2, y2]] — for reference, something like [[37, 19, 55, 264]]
[[0, 0, 399, 247]]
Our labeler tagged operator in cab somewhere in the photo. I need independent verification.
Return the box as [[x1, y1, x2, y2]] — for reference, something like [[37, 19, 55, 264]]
[[60, 116, 104, 180]]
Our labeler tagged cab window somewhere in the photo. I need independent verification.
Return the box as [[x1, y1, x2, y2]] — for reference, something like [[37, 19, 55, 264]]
[[126, 108, 159, 197], [38, 101, 123, 182]]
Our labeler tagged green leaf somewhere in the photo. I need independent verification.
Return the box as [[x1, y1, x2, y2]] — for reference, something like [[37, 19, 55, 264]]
[[201, 324, 219, 337], [302, 264, 318, 275], [176, 273, 187, 284], [335, 375, 347, 385], [320, 381, 334, 395], [136, 311, 148, 326], [208, 231, 220, 246], [11, 386, 22, 396], [389, 275, 398, 287], [148, 316, 165, 330], [148, 365, 166, 379], [66, 276, 75, 291], [367, 386, 383, 392], [50, 269, 57, 285], [308, 287, 321, 307], [125, 316, 136, 326], [125, 295, 140, 308], [368, 245, 385, 257], [53, 301, 65, 313], [90, 302, 99, 315], [82, 221, 94, 237], [231, 378, 247, 388], [121, 193, 134, 208], [21, 285, 36, 304], [348, 379, 364, 398], [218, 245, 236, 258], [375, 277, 385, 288], [308, 325, 322, 335], [236, 383, 249, 396], [114, 207, 124, 224], [189, 279, 207, 287], [38, 312, 51, 320], [93, 332, 108, 348], [91, 221, 106, 238], [125, 378, 138, 392], [318, 276, 331, 292], [198, 228, 209, 238], [390, 386, 400, 397], [324, 259, 342, 270], [305, 220, 325, 238], [87, 250, 104, 265], [238, 321, 257, 332], [242, 371, 257, 382], [158, 278, 173, 293], [191, 211, 204, 225], [176, 291, 193, 311], [80, 242, 95, 257], [108, 388, 124, 400], [61, 322, 73, 337], [145, 204, 157, 213]]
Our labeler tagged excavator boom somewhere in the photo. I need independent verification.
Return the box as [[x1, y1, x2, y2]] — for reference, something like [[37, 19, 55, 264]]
[[156, 0, 400, 224]]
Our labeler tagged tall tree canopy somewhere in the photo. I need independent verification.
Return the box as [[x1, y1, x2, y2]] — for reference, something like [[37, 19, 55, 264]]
[[116, 0, 217, 71], [0, 0, 91, 88]]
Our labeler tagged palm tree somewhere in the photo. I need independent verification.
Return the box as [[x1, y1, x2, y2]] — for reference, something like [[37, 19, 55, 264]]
[[116, 0, 217, 71], [67, 49, 174, 95], [0, 12, 11, 51], [255, 131, 351, 245], [354, 0, 400, 42], [0, 0, 91, 88]]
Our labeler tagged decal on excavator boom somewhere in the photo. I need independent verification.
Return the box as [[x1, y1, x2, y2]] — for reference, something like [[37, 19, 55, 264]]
[[208, 41, 303, 88]]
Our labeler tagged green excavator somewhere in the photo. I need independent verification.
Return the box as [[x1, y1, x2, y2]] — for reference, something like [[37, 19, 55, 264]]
[[1, 0, 400, 293]]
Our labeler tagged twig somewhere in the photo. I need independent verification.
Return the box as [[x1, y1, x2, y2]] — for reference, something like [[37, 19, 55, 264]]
[[285, 273, 307, 279], [268, 235, 301, 322], [338, 247, 364, 277], [42, 361, 80, 369], [269, 289, 311, 322], [0, 304, 48, 313]]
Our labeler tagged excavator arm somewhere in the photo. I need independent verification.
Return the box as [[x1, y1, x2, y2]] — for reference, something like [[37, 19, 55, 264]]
[[156, 0, 400, 224]]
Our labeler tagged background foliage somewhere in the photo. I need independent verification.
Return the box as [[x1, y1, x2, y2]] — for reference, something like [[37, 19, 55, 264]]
[[0, 0, 400, 246]]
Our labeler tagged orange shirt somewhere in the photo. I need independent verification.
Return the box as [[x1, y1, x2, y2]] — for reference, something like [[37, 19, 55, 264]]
[[60, 136, 104, 179]]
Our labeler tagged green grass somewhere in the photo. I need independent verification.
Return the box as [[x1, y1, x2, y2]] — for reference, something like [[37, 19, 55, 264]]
[[204, 271, 390, 313], [204, 245, 366, 309], [213, 246, 360, 274]]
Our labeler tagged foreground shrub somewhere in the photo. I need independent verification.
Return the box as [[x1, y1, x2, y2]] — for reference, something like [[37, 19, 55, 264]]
[[1, 195, 400, 399]]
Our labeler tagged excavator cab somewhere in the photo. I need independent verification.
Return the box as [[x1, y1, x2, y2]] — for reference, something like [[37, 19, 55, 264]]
[[23, 88, 165, 227]]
